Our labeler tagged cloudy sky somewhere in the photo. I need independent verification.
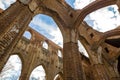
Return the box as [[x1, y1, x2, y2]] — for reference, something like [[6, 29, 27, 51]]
[[0, 0, 120, 57], [0, 0, 120, 79], [0, 0, 120, 47]]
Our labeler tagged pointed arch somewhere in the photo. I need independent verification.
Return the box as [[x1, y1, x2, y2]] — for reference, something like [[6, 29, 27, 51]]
[[85, 4, 120, 32], [78, 40, 89, 57], [29, 65, 46, 80], [0, 55, 22, 80], [57, 49, 63, 58], [29, 14, 63, 47]]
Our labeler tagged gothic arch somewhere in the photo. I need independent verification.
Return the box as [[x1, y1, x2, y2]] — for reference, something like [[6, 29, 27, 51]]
[[23, 28, 35, 40], [84, 4, 119, 33], [75, 0, 118, 28], [10, 53, 25, 67], [29, 65, 47, 80], [29, 13, 63, 47], [0, 54, 22, 80], [57, 49, 63, 58], [78, 40, 89, 57], [33, 9, 66, 42]]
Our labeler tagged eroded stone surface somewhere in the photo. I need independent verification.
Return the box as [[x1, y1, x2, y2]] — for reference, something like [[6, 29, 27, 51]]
[[0, 0, 120, 80]]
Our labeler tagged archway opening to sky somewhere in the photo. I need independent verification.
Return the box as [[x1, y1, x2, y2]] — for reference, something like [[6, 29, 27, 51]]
[[23, 31, 32, 40], [57, 50, 62, 58], [0, 55, 22, 80], [84, 5, 120, 32], [29, 65, 46, 80], [42, 41, 49, 49], [29, 14, 63, 48], [78, 40, 89, 58], [65, 0, 120, 32]]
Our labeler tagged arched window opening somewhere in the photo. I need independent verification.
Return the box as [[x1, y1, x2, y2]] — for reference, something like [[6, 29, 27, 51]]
[[29, 14, 63, 48], [57, 50, 62, 58], [84, 5, 120, 32], [54, 74, 63, 80], [42, 41, 48, 49], [29, 65, 46, 80], [78, 40, 89, 57], [0, 0, 16, 10], [0, 55, 22, 80], [23, 31, 32, 40]]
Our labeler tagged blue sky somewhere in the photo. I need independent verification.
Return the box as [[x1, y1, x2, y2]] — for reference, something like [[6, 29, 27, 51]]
[[0, 0, 120, 79], [0, 0, 120, 56], [65, 0, 75, 8]]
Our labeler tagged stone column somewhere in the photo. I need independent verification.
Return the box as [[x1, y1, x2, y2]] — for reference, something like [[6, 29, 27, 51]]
[[46, 73, 55, 80], [0, 1, 25, 38], [90, 46, 110, 80], [19, 45, 37, 80], [63, 29, 85, 80], [45, 64, 56, 80], [0, 1, 33, 72], [19, 64, 33, 80], [92, 64, 109, 80]]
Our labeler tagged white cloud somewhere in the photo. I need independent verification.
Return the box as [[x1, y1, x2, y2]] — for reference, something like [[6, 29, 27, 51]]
[[0, 0, 16, 10], [74, 0, 95, 9], [74, 0, 120, 32], [30, 66, 45, 80], [49, 27, 63, 47], [0, 0, 63, 47], [74, 0, 120, 56], [0, 1, 62, 79], [88, 5, 120, 32], [0, 0, 5, 9], [30, 15, 63, 47]]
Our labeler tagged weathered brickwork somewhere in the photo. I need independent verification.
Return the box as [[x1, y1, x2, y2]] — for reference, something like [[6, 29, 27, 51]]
[[0, 0, 120, 80]]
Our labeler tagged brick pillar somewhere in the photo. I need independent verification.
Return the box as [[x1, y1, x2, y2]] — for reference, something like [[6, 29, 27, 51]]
[[0, 1, 25, 38], [92, 64, 109, 80], [19, 46, 37, 80], [46, 73, 54, 80], [89, 48, 110, 80], [63, 42, 85, 80], [45, 65, 56, 80], [0, 1, 33, 72]]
